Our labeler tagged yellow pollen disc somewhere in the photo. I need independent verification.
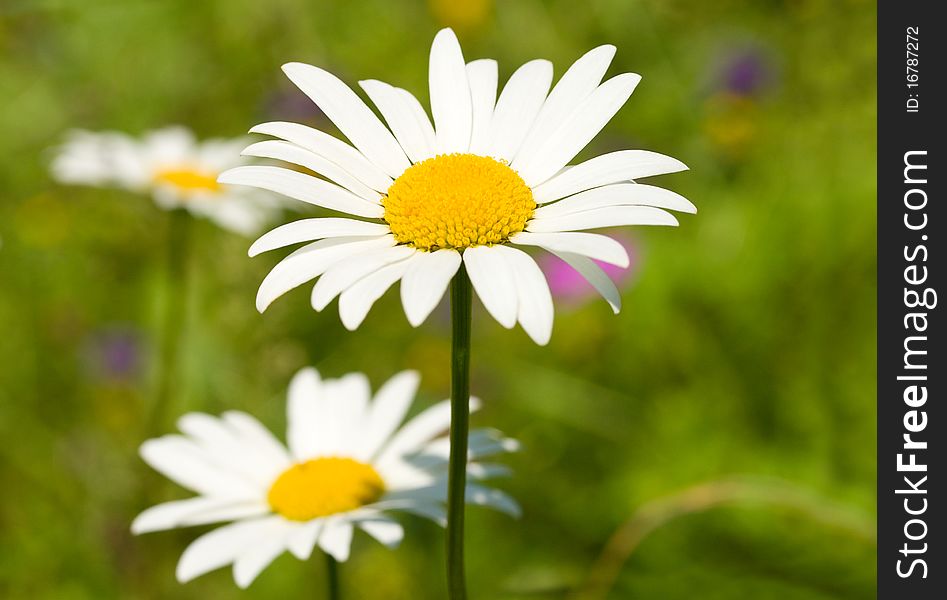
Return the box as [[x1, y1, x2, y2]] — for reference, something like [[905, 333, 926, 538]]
[[152, 167, 222, 194], [383, 154, 535, 251], [267, 457, 385, 521]]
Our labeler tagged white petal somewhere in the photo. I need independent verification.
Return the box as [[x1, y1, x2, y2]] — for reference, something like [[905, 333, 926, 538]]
[[376, 460, 438, 490], [241, 140, 381, 202], [429, 28, 472, 153], [132, 498, 269, 534], [514, 45, 616, 165], [526, 205, 677, 233], [399, 249, 462, 327], [282, 62, 411, 177], [249, 218, 391, 257], [139, 436, 259, 499], [318, 519, 354, 562], [466, 59, 498, 155], [197, 137, 248, 171], [311, 245, 417, 311], [467, 462, 513, 479], [510, 231, 629, 267], [176, 412, 283, 487], [418, 428, 520, 460], [533, 150, 689, 203], [337, 256, 417, 330], [516, 73, 642, 187], [218, 166, 383, 218], [374, 397, 480, 467], [552, 251, 622, 313], [193, 196, 271, 237], [317, 372, 372, 456], [233, 530, 292, 589], [534, 183, 696, 218], [463, 246, 518, 329], [355, 370, 421, 462], [486, 59, 553, 161], [287, 367, 324, 460], [221, 411, 293, 469], [400, 502, 447, 526], [256, 236, 394, 313], [465, 484, 522, 518], [144, 126, 196, 164], [286, 520, 324, 560], [176, 516, 285, 583], [492, 246, 554, 345], [359, 80, 437, 164], [250, 121, 392, 192], [359, 518, 404, 548]]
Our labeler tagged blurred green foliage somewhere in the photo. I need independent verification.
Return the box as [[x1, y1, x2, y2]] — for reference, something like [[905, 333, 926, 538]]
[[0, 0, 876, 598]]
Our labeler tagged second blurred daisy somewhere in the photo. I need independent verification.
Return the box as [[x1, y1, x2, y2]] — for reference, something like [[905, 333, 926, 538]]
[[51, 126, 283, 235], [133, 367, 519, 588]]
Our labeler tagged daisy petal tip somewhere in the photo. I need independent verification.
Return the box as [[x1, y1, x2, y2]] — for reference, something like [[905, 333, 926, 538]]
[[339, 312, 363, 331], [469, 396, 483, 412], [616, 72, 643, 92], [175, 560, 200, 585], [358, 79, 386, 91], [433, 27, 459, 43], [129, 515, 149, 536], [395, 369, 422, 384], [590, 44, 618, 61], [138, 438, 161, 460], [215, 169, 239, 185], [255, 295, 272, 314], [233, 567, 256, 590], [280, 61, 309, 76], [525, 325, 552, 346]]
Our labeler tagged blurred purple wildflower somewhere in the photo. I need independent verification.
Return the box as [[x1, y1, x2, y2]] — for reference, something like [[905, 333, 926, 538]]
[[83, 326, 142, 382], [539, 233, 639, 308], [263, 85, 329, 124], [713, 45, 778, 98]]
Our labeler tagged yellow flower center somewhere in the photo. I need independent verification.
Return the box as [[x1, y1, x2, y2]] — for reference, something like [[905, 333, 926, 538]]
[[267, 457, 385, 521], [152, 167, 222, 194], [383, 154, 535, 251]]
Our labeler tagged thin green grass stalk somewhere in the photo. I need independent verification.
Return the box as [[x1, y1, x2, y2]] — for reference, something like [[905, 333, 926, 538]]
[[150, 209, 190, 433]]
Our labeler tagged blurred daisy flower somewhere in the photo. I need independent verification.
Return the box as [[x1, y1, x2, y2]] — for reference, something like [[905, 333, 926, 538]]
[[224, 28, 694, 345], [51, 126, 283, 235], [133, 367, 519, 588]]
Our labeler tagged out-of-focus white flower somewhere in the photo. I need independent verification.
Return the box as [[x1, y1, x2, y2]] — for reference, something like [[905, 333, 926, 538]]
[[133, 367, 519, 588], [51, 126, 283, 235]]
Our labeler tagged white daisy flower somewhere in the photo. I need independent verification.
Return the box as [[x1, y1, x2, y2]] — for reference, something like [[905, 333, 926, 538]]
[[51, 126, 283, 235], [222, 28, 694, 344], [132, 367, 519, 588]]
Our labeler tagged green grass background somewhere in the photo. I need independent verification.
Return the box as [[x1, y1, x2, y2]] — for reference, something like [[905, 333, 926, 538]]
[[0, 0, 876, 598]]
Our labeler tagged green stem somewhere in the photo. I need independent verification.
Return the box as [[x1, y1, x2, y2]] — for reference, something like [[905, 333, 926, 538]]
[[447, 265, 472, 600], [150, 209, 190, 433], [325, 552, 340, 600]]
